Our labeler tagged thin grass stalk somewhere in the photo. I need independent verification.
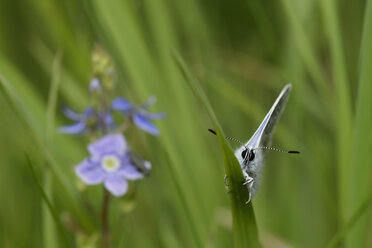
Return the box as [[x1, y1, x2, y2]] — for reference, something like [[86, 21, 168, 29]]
[[25, 153, 71, 248], [318, 0, 353, 228], [280, 0, 328, 97], [326, 191, 372, 248], [43, 50, 63, 248], [346, 0, 372, 246]]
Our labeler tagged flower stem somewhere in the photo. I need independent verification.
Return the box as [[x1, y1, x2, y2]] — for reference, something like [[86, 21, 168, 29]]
[[101, 189, 111, 248], [116, 120, 131, 133]]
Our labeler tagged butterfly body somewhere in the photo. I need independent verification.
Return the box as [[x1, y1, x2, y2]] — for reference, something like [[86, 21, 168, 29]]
[[234, 84, 293, 202]]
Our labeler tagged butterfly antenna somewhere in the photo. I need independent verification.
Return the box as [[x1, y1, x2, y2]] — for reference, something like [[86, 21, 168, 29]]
[[208, 129, 217, 135], [225, 136, 246, 146], [208, 129, 248, 148], [256, 146, 300, 154]]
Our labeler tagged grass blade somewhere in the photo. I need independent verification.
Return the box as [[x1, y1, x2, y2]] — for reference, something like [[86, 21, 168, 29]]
[[43, 50, 63, 248], [326, 191, 372, 248], [25, 153, 71, 248], [46, 50, 63, 143], [0, 74, 94, 231], [347, 0, 372, 246], [174, 51, 260, 248], [280, 0, 328, 96], [318, 0, 353, 226]]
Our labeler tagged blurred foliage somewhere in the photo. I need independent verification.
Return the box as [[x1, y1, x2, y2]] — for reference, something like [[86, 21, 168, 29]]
[[0, 0, 371, 247]]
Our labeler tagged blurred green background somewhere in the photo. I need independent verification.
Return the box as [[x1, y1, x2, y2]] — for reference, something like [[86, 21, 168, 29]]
[[0, 0, 371, 247]]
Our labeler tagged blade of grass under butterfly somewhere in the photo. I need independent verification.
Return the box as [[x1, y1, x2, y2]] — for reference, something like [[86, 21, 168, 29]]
[[174, 51, 260, 248], [346, 0, 372, 246], [25, 153, 71, 248]]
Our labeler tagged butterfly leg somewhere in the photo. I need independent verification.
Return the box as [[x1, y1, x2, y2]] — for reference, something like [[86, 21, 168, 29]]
[[224, 175, 230, 194], [242, 171, 254, 204]]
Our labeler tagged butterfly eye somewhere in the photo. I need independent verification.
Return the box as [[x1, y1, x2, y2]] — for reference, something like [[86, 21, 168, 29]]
[[241, 149, 247, 159], [248, 150, 255, 161]]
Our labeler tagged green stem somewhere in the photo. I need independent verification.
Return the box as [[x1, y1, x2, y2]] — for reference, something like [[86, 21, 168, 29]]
[[115, 120, 131, 133], [99, 82, 111, 247], [101, 189, 111, 248]]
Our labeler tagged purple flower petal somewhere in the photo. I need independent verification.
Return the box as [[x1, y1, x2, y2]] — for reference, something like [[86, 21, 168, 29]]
[[61, 105, 83, 121], [119, 163, 144, 180], [83, 107, 95, 118], [75, 159, 104, 185], [58, 122, 87, 134], [104, 175, 128, 197], [88, 134, 127, 157], [133, 113, 159, 135], [111, 98, 134, 113], [102, 113, 114, 128]]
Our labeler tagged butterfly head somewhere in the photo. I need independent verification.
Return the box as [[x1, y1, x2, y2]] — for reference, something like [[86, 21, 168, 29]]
[[241, 148, 255, 165]]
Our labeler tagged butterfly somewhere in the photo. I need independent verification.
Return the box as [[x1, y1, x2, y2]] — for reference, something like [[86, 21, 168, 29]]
[[209, 84, 299, 203]]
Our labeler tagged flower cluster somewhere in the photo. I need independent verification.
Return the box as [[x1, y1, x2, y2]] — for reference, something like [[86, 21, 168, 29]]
[[59, 80, 165, 137], [59, 47, 164, 197]]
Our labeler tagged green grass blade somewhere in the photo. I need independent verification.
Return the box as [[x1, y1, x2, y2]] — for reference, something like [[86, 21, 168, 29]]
[[25, 153, 71, 248], [174, 51, 260, 248], [30, 40, 87, 108], [280, 0, 328, 96], [244, 0, 276, 53], [0, 74, 94, 232], [346, 0, 372, 246], [43, 171, 59, 248], [43, 50, 63, 248], [325, 191, 372, 248], [318, 0, 353, 226], [46, 50, 63, 144]]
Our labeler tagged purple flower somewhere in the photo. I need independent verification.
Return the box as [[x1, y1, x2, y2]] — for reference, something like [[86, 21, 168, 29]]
[[58, 106, 114, 135], [75, 134, 150, 197], [111, 96, 165, 136]]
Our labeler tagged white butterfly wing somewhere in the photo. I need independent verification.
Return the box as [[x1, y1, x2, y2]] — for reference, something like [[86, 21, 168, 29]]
[[247, 84, 292, 149]]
